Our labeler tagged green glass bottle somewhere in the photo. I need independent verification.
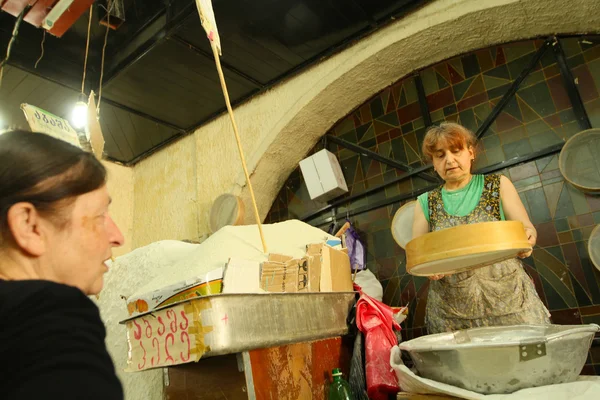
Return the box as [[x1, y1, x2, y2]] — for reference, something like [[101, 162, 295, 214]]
[[328, 368, 353, 400]]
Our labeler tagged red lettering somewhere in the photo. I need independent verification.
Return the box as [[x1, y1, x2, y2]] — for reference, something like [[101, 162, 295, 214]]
[[167, 310, 178, 333], [143, 318, 152, 338], [180, 332, 191, 362], [151, 337, 161, 367], [138, 340, 146, 370], [165, 333, 175, 364], [157, 316, 165, 336], [179, 311, 189, 330], [132, 320, 142, 340]]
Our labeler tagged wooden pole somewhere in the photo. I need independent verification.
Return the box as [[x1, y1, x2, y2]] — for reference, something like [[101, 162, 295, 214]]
[[210, 43, 268, 254]]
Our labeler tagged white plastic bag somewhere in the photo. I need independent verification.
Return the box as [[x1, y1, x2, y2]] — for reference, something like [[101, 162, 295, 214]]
[[354, 268, 383, 301]]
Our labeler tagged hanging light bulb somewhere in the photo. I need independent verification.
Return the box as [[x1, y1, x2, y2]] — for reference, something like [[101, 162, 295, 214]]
[[71, 93, 88, 130], [0, 112, 9, 133]]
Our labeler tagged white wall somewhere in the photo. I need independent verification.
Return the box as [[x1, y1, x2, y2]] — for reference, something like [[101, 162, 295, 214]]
[[103, 161, 135, 256]]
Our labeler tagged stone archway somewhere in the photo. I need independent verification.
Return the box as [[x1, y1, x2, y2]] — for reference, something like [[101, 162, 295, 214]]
[[238, 0, 600, 223]]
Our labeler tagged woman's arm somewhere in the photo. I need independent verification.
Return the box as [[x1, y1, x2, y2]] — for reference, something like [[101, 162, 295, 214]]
[[499, 175, 537, 258], [412, 201, 429, 239], [412, 201, 443, 280]]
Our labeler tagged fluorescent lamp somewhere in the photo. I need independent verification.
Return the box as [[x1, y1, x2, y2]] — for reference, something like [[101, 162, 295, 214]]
[[42, 0, 76, 30]]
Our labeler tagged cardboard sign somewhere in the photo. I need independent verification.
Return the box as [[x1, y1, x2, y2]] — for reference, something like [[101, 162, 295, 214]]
[[126, 267, 223, 318], [21, 103, 80, 148], [126, 303, 202, 371]]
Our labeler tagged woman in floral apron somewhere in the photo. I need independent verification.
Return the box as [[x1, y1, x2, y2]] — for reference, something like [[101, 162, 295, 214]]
[[412, 123, 550, 334]]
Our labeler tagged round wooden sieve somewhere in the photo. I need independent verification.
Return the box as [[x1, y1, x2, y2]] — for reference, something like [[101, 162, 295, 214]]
[[405, 221, 531, 276], [209, 194, 245, 233]]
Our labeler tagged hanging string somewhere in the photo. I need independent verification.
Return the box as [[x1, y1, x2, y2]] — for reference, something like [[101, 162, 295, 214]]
[[34, 30, 46, 69], [97, 0, 113, 113], [0, 7, 28, 91], [81, 6, 93, 94]]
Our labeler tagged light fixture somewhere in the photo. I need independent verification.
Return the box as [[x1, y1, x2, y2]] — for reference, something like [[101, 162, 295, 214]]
[[70, 6, 93, 135], [0, 113, 8, 134], [42, 0, 76, 30], [71, 93, 88, 130]]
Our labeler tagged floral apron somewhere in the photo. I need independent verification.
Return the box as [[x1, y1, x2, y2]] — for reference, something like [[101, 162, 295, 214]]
[[425, 174, 551, 334]]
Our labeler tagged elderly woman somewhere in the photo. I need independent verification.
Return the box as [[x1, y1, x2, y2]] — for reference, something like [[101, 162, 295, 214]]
[[0, 130, 124, 399], [412, 122, 550, 334]]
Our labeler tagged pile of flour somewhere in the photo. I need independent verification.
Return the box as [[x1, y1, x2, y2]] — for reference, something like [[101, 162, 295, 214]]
[[97, 220, 334, 400], [128, 219, 335, 298]]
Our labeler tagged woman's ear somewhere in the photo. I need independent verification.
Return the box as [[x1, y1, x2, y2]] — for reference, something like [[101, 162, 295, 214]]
[[6, 203, 47, 257]]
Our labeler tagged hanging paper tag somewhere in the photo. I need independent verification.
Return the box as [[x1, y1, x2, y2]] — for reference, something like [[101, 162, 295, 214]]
[[21, 104, 81, 148], [195, 0, 222, 55], [87, 91, 105, 158]]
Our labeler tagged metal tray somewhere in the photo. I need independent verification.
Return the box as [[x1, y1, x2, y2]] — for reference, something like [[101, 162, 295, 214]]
[[198, 292, 355, 356], [122, 292, 356, 371], [399, 324, 600, 394]]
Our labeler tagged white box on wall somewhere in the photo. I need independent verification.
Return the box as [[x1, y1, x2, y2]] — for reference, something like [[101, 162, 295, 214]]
[[299, 149, 348, 202]]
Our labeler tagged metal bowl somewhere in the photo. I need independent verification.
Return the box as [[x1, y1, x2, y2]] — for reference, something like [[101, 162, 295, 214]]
[[399, 324, 600, 394]]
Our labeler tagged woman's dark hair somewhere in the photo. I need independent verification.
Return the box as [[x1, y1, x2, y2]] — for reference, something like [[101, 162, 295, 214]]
[[0, 130, 107, 241]]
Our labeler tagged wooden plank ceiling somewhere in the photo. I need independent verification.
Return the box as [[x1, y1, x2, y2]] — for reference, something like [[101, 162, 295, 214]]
[[0, 0, 424, 164]]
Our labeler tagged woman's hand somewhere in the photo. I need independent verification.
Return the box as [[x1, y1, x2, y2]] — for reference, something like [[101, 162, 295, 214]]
[[518, 227, 537, 258], [428, 274, 445, 280]]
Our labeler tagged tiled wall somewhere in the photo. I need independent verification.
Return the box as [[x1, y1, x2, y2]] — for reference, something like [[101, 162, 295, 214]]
[[265, 37, 600, 374]]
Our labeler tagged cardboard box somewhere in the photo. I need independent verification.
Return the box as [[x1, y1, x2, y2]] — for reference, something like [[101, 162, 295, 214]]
[[260, 254, 305, 293], [310, 243, 353, 292], [260, 244, 353, 294], [299, 149, 348, 202], [126, 267, 223, 317], [306, 244, 323, 292]]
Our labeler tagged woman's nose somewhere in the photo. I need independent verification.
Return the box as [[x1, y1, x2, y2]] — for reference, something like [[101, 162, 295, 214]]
[[107, 215, 125, 247]]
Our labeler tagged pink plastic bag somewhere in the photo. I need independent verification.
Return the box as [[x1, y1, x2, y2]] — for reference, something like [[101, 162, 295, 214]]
[[355, 284, 401, 400]]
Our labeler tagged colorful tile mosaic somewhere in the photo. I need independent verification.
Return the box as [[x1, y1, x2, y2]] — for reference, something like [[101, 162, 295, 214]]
[[265, 37, 600, 374]]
